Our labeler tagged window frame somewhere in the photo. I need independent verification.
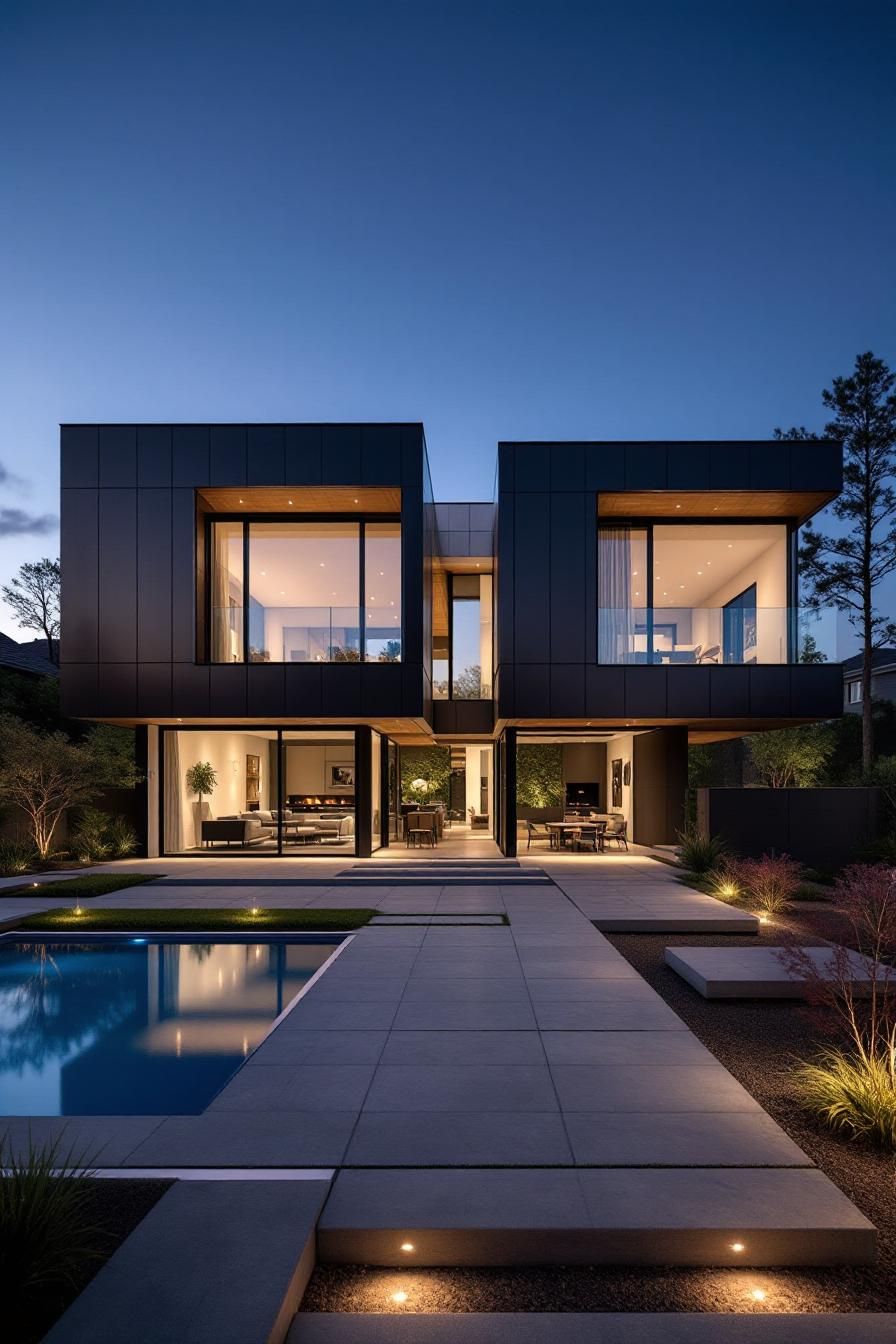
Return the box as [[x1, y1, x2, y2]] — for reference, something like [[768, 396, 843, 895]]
[[446, 571, 493, 701], [205, 512, 401, 665]]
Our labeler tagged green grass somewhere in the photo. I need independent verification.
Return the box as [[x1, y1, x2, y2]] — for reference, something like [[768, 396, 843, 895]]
[[1, 874, 164, 899], [11, 906, 375, 933]]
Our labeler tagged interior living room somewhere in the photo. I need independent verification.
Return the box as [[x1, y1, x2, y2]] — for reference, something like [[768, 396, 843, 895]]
[[515, 731, 640, 854], [162, 728, 359, 855]]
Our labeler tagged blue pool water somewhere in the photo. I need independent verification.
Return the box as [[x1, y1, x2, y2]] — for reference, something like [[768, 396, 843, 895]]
[[0, 936, 340, 1116]]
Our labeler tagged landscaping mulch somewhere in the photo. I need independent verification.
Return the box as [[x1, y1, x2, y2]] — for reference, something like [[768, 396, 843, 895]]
[[305, 919, 896, 1316], [9, 1177, 171, 1344]]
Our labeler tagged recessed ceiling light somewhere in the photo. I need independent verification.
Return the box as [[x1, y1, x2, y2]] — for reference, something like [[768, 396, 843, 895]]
[[697, 570, 703, 575], [238, 498, 244, 504], [354, 497, 359, 503], [288, 499, 294, 505], [320, 562, 325, 567], [675, 503, 681, 509]]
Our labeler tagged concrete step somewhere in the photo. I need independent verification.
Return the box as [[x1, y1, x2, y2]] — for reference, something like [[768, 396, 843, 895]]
[[290, 1314, 896, 1344], [591, 909, 759, 934], [665, 945, 878, 999], [317, 1168, 876, 1267]]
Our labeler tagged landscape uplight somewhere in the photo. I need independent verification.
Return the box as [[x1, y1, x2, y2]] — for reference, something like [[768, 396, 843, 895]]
[[400, 1242, 415, 1253], [391, 1290, 408, 1304]]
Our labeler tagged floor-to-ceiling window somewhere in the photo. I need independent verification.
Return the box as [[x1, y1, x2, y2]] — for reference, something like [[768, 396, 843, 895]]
[[449, 573, 493, 699], [208, 517, 401, 664], [597, 521, 790, 664], [370, 730, 382, 852]]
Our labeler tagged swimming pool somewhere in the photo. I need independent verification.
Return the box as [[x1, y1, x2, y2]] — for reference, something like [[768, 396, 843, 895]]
[[0, 935, 342, 1116]]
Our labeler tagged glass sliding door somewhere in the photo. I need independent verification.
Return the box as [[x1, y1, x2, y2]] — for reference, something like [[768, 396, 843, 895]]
[[370, 731, 382, 851], [280, 730, 357, 854]]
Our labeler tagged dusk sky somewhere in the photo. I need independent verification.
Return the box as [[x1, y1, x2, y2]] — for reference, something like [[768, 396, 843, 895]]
[[1, 0, 893, 636]]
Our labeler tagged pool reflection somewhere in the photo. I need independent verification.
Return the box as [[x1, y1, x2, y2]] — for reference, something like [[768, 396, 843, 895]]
[[0, 939, 337, 1116]]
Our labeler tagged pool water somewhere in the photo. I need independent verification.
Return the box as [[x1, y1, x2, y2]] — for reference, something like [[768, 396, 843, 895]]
[[0, 937, 340, 1116]]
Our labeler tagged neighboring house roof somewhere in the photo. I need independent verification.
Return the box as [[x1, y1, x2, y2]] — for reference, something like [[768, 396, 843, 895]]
[[842, 648, 896, 678], [0, 631, 58, 678]]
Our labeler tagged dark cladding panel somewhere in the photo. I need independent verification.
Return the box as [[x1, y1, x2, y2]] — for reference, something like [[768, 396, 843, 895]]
[[137, 663, 173, 718], [549, 492, 586, 662], [322, 426, 361, 486], [137, 489, 172, 662], [624, 665, 667, 718], [512, 443, 550, 492], [550, 443, 585, 492], [98, 490, 137, 662], [401, 661, 425, 718], [624, 443, 667, 489], [586, 446, 625, 491], [497, 442, 515, 493], [284, 663, 323, 716], [586, 665, 625, 718], [172, 663, 210, 717], [361, 663, 403, 717], [99, 426, 137, 487], [210, 425, 247, 485], [243, 663, 283, 717], [513, 492, 550, 662], [401, 485, 424, 665], [284, 425, 322, 485], [496, 491, 514, 666], [514, 663, 550, 717], [749, 666, 791, 717], [633, 728, 687, 845], [172, 426, 210, 486], [749, 442, 790, 490], [708, 666, 751, 718], [401, 425, 424, 490], [550, 664, 585, 717], [666, 443, 710, 490], [60, 663, 98, 718], [248, 425, 285, 485], [709, 443, 750, 490], [667, 666, 711, 719], [361, 426, 402, 485], [171, 489, 196, 662], [61, 488, 98, 662], [789, 663, 843, 718], [61, 426, 98, 487], [210, 664, 248, 717], [97, 662, 137, 718], [138, 426, 172, 486], [322, 663, 362, 716]]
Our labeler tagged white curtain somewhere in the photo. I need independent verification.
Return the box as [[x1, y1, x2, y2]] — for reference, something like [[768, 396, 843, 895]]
[[598, 527, 634, 663], [163, 731, 187, 853]]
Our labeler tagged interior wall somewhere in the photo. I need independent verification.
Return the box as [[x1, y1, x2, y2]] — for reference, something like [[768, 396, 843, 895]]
[[694, 533, 787, 662], [561, 743, 606, 806], [174, 729, 274, 847], [605, 733, 635, 825], [284, 742, 356, 796]]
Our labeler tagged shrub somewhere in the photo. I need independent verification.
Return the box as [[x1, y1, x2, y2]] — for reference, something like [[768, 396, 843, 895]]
[[69, 807, 111, 863], [675, 825, 727, 875], [793, 1048, 896, 1148], [727, 852, 802, 915], [0, 1131, 106, 1311], [706, 862, 741, 903], [105, 815, 138, 859], [0, 838, 38, 876]]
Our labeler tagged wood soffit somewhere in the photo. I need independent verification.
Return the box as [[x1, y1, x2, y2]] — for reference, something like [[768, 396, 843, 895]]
[[197, 486, 401, 513], [597, 489, 835, 524]]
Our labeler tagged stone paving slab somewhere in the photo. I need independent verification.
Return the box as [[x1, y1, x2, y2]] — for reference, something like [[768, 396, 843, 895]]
[[318, 1167, 876, 1266], [562, 1111, 811, 1166], [45, 1179, 330, 1344], [291, 1314, 896, 1344], [665, 945, 880, 999], [0, 1115, 166, 1164], [123, 1111, 359, 1166], [345, 1111, 575, 1165]]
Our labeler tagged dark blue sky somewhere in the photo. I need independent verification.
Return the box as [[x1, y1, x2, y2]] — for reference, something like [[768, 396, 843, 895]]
[[1, 0, 893, 632]]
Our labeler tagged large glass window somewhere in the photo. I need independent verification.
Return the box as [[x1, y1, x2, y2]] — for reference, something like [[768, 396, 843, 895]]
[[210, 522, 244, 663], [209, 518, 401, 663], [364, 522, 402, 662], [597, 522, 790, 664], [451, 574, 493, 699]]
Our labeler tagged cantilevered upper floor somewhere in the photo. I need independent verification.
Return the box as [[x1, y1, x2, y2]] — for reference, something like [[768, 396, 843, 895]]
[[58, 425, 844, 732]]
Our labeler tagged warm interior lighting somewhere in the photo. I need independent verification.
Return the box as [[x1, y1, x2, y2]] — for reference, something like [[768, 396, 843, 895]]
[[731, 1241, 745, 1253], [400, 1241, 415, 1252]]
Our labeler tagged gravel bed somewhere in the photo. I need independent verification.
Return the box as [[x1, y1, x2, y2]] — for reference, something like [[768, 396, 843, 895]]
[[303, 913, 896, 1315]]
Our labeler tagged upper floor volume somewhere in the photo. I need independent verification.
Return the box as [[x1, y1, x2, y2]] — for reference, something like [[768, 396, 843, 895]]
[[58, 424, 845, 728]]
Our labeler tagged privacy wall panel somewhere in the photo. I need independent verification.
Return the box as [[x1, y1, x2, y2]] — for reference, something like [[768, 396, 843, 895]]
[[60, 487, 99, 663], [98, 489, 137, 662]]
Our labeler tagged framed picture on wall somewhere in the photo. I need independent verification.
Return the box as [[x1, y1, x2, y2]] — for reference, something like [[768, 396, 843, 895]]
[[623, 760, 631, 786], [246, 754, 260, 810], [611, 758, 623, 809], [329, 764, 355, 788]]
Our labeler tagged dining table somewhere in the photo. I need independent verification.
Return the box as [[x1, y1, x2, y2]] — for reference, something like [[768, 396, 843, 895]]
[[544, 821, 606, 852]]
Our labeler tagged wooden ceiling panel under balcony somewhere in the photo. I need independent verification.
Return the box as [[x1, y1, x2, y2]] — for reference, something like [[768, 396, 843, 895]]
[[198, 486, 401, 513], [598, 489, 834, 524]]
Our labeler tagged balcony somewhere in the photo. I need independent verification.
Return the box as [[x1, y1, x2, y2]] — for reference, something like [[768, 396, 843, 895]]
[[211, 606, 402, 664], [597, 607, 841, 666]]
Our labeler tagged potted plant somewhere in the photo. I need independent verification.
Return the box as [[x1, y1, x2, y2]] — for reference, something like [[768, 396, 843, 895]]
[[185, 761, 217, 846]]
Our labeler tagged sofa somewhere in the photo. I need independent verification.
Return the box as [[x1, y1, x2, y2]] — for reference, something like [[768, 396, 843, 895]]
[[201, 817, 267, 848], [238, 810, 355, 844]]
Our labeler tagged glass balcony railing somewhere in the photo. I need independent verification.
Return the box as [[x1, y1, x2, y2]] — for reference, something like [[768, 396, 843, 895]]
[[211, 607, 402, 664], [596, 607, 842, 666]]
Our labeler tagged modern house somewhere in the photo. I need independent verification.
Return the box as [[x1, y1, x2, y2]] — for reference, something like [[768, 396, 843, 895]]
[[59, 425, 844, 858], [843, 648, 896, 712]]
